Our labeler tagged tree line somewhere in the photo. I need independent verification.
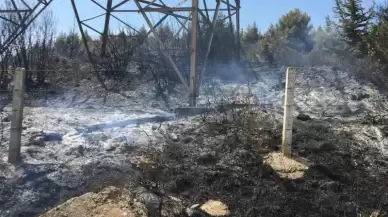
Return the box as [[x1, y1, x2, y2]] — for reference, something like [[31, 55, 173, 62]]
[[242, 0, 388, 87], [1, 0, 388, 90]]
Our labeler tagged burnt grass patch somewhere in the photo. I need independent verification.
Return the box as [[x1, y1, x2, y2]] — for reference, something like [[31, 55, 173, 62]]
[[136, 110, 388, 217]]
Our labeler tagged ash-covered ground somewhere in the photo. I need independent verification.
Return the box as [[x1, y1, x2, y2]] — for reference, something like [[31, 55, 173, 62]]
[[1, 66, 388, 217]]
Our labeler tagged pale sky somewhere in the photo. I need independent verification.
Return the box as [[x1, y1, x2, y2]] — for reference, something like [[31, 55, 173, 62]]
[[47, 0, 378, 35]]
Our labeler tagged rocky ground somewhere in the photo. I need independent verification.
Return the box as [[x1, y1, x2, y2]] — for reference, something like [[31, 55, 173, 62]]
[[0, 66, 388, 216]]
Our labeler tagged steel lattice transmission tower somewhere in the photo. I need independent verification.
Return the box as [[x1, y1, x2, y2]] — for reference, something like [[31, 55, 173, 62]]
[[0, 0, 54, 55], [0, 0, 241, 106]]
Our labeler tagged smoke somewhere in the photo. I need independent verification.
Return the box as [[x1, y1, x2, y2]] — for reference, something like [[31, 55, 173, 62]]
[[206, 61, 255, 83]]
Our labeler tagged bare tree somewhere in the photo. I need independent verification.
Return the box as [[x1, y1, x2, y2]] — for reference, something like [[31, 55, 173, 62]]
[[31, 10, 56, 85]]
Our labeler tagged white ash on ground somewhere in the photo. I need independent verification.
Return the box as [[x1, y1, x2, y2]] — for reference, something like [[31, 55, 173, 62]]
[[0, 66, 387, 216]]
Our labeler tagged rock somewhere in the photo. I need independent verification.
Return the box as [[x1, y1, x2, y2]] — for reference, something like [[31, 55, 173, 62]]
[[29, 136, 45, 146], [172, 176, 193, 193], [43, 132, 63, 142], [370, 210, 382, 217], [297, 113, 311, 121], [111, 136, 127, 143], [119, 143, 137, 153], [161, 196, 185, 216], [335, 105, 352, 115], [320, 181, 340, 192], [152, 125, 158, 131], [351, 93, 370, 101], [186, 204, 201, 216], [138, 191, 161, 215], [103, 142, 118, 152], [151, 102, 160, 108], [41, 186, 148, 217], [200, 200, 230, 216], [77, 145, 85, 156], [25, 146, 40, 156], [182, 136, 194, 144], [300, 140, 323, 152], [27, 131, 62, 146], [28, 132, 45, 146], [169, 133, 179, 142], [103, 137, 128, 152], [65, 145, 85, 157], [2, 115, 10, 122], [319, 142, 336, 152], [343, 201, 357, 211], [197, 151, 217, 165], [134, 187, 161, 216]]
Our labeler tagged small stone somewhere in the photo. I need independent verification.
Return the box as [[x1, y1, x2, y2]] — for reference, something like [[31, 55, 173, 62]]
[[111, 136, 127, 143], [190, 204, 200, 209], [344, 201, 357, 211], [185, 208, 195, 216], [172, 176, 193, 192], [370, 210, 381, 217], [197, 152, 217, 164], [319, 142, 336, 151], [352, 93, 370, 101], [186, 204, 200, 216], [28, 132, 46, 146], [182, 136, 193, 144], [43, 132, 63, 142], [2, 116, 10, 122], [103, 143, 117, 152], [152, 125, 158, 131], [358, 93, 370, 100], [25, 146, 40, 156], [137, 191, 161, 214], [297, 113, 311, 121], [200, 200, 230, 216], [320, 181, 340, 192], [77, 145, 85, 156], [169, 133, 179, 142], [151, 102, 160, 108], [65, 145, 84, 157], [119, 143, 136, 153]]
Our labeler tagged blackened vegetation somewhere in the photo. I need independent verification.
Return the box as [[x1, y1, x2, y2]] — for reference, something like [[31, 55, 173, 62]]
[[137, 108, 388, 216]]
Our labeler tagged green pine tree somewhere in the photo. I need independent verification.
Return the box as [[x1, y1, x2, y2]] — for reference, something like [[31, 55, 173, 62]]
[[243, 22, 260, 44], [333, 0, 374, 54]]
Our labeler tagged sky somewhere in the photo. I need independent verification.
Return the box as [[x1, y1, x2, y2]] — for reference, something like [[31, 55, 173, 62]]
[[49, 0, 378, 35]]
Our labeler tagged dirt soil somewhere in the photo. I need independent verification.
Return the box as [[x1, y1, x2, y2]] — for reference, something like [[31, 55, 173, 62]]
[[41, 186, 147, 217]]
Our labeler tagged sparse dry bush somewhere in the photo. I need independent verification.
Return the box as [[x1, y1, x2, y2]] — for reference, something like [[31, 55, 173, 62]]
[[133, 85, 286, 216], [200, 86, 281, 151], [137, 106, 388, 216]]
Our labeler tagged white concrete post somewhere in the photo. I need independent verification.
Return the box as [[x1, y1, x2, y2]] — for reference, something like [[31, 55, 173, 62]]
[[8, 68, 26, 164], [282, 67, 296, 157]]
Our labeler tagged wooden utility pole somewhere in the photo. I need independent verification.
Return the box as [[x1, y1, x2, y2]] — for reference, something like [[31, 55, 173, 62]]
[[282, 67, 296, 157], [8, 68, 26, 164]]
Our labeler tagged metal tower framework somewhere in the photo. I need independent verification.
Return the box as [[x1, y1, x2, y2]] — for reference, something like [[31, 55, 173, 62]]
[[0, 0, 241, 106], [0, 0, 54, 55]]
